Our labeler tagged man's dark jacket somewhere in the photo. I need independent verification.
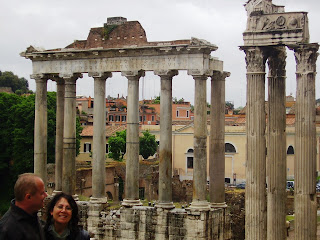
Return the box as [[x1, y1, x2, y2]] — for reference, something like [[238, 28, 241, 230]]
[[0, 200, 45, 240]]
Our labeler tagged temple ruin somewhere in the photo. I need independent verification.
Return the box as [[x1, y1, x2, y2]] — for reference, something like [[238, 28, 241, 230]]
[[241, 0, 318, 239], [21, 16, 231, 239]]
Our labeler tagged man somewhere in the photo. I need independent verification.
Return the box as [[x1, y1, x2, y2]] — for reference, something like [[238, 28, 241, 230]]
[[0, 173, 48, 240]]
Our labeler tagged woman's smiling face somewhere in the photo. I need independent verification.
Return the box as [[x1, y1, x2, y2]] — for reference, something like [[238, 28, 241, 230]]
[[51, 197, 72, 226]]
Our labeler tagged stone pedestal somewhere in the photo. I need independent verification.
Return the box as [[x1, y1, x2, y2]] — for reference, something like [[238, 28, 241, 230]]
[[32, 74, 48, 187], [266, 47, 287, 240]]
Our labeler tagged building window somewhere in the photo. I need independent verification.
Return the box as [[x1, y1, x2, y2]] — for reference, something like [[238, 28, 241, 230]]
[[187, 157, 193, 169], [143, 115, 146, 122], [115, 115, 120, 122], [121, 115, 126, 122], [139, 116, 142, 122], [186, 110, 189, 118], [186, 148, 194, 169], [152, 115, 155, 122], [287, 145, 294, 155], [176, 110, 179, 117], [84, 142, 91, 153], [106, 144, 109, 154], [109, 115, 114, 122], [225, 143, 236, 153]]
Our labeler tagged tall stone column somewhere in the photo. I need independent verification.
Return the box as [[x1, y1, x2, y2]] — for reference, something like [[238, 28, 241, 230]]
[[61, 73, 81, 196], [292, 43, 319, 240], [54, 77, 65, 194], [210, 71, 229, 208], [155, 70, 178, 209], [122, 70, 145, 207], [266, 47, 287, 240], [189, 72, 210, 211], [32, 74, 48, 188], [90, 72, 112, 202], [241, 46, 267, 240]]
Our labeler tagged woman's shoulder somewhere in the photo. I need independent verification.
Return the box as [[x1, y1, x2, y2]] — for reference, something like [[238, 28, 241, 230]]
[[77, 228, 90, 240]]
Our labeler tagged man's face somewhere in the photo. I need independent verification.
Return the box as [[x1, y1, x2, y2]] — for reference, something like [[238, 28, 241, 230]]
[[30, 178, 47, 213]]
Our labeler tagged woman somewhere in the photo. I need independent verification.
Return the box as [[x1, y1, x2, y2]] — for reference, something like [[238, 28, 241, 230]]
[[44, 192, 90, 240]]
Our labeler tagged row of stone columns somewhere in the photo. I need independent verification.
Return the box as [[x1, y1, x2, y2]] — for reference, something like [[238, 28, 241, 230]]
[[32, 69, 230, 211], [242, 43, 318, 240]]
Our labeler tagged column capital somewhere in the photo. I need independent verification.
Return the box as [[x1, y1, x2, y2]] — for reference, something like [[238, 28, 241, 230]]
[[267, 47, 287, 77], [289, 43, 319, 74], [211, 71, 230, 81], [59, 73, 83, 80], [88, 72, 112, 80], [187, 69, 213, 77], [121, 70, 145, 80], [30, 74, 49, 81], [154, 70, 178, 79], [240, 46, 268, 73]]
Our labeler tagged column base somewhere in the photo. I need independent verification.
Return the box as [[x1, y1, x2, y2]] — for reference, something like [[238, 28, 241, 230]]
[[211, 202, 227, 208], [155, 201, 175, 209], [90, 197, 108, 204], [122, 199, 142, 207], [52, 190, 62, 196], [188, 200, 210, 211]]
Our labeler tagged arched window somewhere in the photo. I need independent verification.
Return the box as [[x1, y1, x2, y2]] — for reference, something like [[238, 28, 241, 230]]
[[187, 149, 194, 153], [225, 143, 236, 153], [287, 145, 294, 155]]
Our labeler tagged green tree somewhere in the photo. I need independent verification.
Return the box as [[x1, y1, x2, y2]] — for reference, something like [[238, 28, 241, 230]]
[[0, 71, 29, 93], [139, 130, 157, 160], [108, 130, 126, 161]]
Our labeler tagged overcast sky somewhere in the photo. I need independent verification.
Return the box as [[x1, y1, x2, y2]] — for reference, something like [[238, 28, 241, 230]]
[[1, 0, 319, 108]]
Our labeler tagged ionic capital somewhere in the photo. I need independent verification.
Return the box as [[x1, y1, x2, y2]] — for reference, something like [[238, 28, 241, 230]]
[[187, 69, 213, 77], [59, 73, 83, 81], [154, 70, 178, 80], [121, 70, 145, 81], [241, 46, 268, 73], [290, 43, 319, 74], [88, 72, 112, 80], [211, 71, 230, 81], [30, 74, 49, 82]]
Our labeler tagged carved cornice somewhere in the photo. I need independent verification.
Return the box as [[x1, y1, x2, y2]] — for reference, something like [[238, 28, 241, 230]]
[[241, 46, 267, 73]]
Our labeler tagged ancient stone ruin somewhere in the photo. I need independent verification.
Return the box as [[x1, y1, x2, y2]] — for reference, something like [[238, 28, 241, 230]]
[[21, 16, 231, 239], [21, 0, 319, 239], [241, 0, 318, 239]]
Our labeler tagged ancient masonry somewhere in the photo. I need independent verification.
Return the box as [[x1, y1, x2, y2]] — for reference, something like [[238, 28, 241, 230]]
[[21, 16, 231, 239], [241, 1, 318, 240]]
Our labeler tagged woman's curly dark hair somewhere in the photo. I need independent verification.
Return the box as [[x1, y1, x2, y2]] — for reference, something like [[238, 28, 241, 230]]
[[44, 192, 80, 237]]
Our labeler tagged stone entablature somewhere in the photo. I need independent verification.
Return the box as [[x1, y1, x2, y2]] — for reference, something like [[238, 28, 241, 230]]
[[244, 0, 309, 46]]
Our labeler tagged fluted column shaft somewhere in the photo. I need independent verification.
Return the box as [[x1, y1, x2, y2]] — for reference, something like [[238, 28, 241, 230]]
[[61, 74, 80, 196], [91, 72, 112, 201], [242, 46, 267, 240], [292, 44, 319, 240], [54, 78, 65, 192], [155, 70, 178, 209], [33, 74, 48, 187], [267, 47, 287, 240], [210, 71, 229, 207], [190, 74, 210, 210], [122, 70, 144, 207]]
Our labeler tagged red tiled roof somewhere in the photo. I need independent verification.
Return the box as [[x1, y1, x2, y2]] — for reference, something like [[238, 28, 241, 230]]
[[81, 125, 127, 137]]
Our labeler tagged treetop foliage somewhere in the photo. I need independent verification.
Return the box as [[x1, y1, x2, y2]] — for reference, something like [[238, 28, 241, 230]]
[[0, 71, 30, 94]]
